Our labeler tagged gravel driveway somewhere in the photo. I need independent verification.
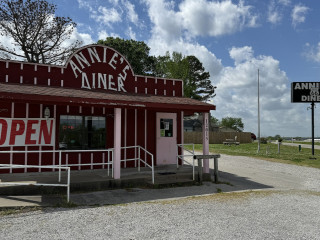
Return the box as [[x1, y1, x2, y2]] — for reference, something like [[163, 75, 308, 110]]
[[1, 154, 320, 239]]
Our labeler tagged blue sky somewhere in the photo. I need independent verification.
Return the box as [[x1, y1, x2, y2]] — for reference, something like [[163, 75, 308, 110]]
[[3, 0, 320, 137]]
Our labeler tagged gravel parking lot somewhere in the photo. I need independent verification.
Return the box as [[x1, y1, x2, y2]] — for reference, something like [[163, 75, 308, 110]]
[[1, 154, 320, 239]]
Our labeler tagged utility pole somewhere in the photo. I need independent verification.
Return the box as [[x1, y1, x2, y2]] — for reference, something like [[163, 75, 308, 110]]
[[257, 69, 261, 153], [307, 102, 315, 156], [311, 102, 315, 156]]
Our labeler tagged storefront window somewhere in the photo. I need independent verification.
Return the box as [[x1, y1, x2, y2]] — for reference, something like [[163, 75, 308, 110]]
[[59, 115, 106, 150], [160, 118, 173, 137]]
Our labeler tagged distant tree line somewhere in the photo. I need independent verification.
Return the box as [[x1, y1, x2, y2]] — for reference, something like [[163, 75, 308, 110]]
[[211, 116, 244, 132]]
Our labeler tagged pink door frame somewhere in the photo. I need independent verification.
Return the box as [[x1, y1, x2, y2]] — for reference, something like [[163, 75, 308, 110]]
[[113, 108, 121, 179]]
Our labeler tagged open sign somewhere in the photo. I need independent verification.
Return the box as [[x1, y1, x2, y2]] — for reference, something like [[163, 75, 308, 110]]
[[0, 118, 55, 147]]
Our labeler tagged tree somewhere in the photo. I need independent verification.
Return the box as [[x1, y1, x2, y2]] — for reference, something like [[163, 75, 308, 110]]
[[97, 37, 155, 75], [0, 0, 81, 64], [185, 55, 216, 101], [221, 117, 244, 132], [154, 51, 216, 101], [210, 116, 220, 126]]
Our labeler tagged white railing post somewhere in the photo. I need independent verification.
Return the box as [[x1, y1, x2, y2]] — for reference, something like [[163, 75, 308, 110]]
[[138, 146, 140, 172], [152, 155, 154, 184], [59, 150, 62, 182], [177, 145, 179, 168], [134, 146, 137, 167], [107, 151, 110, 176], [112, 149, 114, 178], [103, 152, 105, 170], [67, 167, 70, 202], [182, 144, 185, 166]]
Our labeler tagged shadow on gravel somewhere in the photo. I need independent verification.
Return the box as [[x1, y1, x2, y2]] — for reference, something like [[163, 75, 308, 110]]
[[66, 171, 274, 207], [218, 171, 273, 193], [0, 170, 273, 210]]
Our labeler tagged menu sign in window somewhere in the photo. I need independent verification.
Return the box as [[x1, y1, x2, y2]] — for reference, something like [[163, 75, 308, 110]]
[[160, 119, 173, 137]]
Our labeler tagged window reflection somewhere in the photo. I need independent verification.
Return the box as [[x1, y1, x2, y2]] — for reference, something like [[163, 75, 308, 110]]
[[59, 115, 106, 150]]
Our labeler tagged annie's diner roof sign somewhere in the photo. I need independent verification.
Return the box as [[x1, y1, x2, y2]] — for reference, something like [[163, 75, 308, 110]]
[[66, 45, 134, 93]]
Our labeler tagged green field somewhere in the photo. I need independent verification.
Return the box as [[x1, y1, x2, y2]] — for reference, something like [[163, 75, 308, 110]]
[[185, 143, 320, 169]]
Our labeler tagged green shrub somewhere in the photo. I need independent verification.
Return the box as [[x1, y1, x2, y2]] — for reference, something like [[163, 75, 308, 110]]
[[260, 137, 268, 144]]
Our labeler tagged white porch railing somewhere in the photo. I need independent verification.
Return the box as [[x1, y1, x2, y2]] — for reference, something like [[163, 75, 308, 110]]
[[120, 145, 154, 184], [0, 149, 114, 182], [0, 164, 71, 202], [0, 146, 154, 185], [177, 144, 195, 180]]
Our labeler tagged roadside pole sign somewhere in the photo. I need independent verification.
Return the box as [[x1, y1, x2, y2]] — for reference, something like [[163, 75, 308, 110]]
[[291, 82, 318, 157]]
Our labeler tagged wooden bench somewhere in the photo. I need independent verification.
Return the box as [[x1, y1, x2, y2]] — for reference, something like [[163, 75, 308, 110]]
[[193, 154, 221, 183], [223, 139, 240, 145]]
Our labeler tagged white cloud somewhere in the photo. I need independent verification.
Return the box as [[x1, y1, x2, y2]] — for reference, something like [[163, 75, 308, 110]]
[[267, 0, 282, 25], [303, 42, 320, 63], [61, 27, 94, 48], [145, 0, 257, 43], [97, 30, 121, 40], [77, 0, 94, 12], [278, 0, 291, 6], [145, 0, 183, 43], [98, 30, 109, 41], [109, 0, 120, 5], [291, 4, 309, 27], [123, 0, 139, 25], [126, 26, 136, 40], [268, 11, 282, 25], [90, 6, 122, 26], [178, 0, 258, 37], [211, 46, 308, 136], [229, 46, 254, 65], [0, 34, 24, 61]]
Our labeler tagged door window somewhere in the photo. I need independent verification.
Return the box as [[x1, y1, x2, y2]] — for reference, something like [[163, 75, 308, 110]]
[[160, 118, 173, 137]]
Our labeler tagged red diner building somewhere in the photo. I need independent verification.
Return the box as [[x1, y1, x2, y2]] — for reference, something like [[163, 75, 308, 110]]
[[0, 44, 215, 180]]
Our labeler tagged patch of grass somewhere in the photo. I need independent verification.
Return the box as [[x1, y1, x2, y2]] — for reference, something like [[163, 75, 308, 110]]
[[0, 206, 42, 216], [185, 143, 320, 169], [53, 196, 78, 208], [216, 181, 234, 186], [54, 200, 78, 208]]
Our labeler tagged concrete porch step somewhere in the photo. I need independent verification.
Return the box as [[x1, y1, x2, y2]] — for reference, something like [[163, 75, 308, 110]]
[[147, 178, 196, 188]]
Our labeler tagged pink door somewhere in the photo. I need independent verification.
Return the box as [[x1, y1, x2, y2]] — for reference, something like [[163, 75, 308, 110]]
[[156, 113, 177, 165]]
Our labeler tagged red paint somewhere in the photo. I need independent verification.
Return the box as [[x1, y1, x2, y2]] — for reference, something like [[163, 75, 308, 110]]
[[25, 120, 38, 144], [0, 119, 8, 145], [9, 120, 25, 145], [38, 120, 54, 145]]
